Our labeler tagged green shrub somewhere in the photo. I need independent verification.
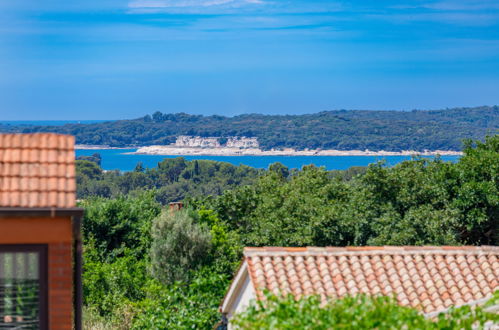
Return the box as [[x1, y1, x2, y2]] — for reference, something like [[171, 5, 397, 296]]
[[83, 249, 147, 316], [81, 192, 161, 261], [232, 293, 499, 330], [132, 269, 230, 329], [149, 209, 212, 284]]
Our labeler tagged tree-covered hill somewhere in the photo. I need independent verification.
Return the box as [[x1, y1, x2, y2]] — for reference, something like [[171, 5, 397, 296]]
[[2, 106, 498, 151]]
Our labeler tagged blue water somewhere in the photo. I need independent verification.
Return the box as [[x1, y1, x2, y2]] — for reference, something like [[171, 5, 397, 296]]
[[75, 149, 461, 172], [1, 120, 110, 126]]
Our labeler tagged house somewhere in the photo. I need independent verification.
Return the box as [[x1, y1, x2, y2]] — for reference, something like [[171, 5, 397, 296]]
[[0, 133, 83, 330], [220, 246, 498, 325]]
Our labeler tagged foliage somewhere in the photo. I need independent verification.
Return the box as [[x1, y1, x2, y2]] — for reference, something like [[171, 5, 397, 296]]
[[452, 136, 499, 244], [83, 248, 147, 317], [76, 152, 102, 166], [76, 157, 261, 202], [149, 210, 212, 284], [83, 306, 133, 330], [4, 106, 498, 151], [81, 192, 161, 261], [81, 193, 161, 321], [81, 194, 240, 328], [79, 136, 499, 328], [232, 293, 499, 330], [205, 136, 499, 247], [131, 269, 230, 329]]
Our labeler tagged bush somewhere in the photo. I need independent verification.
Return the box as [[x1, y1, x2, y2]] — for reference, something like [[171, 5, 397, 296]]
[[232, 293, 499, 330], [81, 192, 161, 261], [149, 210, 212, 284], [132, 269, 230, 329], [83, 248, 147, 316]]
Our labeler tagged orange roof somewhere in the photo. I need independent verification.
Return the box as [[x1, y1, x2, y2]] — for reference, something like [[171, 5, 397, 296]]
[[242, 246, 499, 314], [0, 133, 76, 208]]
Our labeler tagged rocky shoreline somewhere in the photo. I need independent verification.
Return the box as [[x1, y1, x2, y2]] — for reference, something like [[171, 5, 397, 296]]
[[75, 144, 128, 150], [130, 146, 463, 156]]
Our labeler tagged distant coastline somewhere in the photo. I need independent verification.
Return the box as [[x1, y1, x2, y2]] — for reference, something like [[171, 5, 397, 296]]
[[75, 144, 128, 150], [129, 146, 463, 157], [10, 107, 496, 154]]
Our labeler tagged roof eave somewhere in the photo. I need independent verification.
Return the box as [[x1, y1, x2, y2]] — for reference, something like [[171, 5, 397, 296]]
[[0, 207, 84, 218], [424, 294, 497, 318], [220, 262, 250, 314]]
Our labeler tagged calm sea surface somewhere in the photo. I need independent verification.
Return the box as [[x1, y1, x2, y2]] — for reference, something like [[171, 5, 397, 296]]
[[1, 120, 109, 126], [76, 149, 461, 172]]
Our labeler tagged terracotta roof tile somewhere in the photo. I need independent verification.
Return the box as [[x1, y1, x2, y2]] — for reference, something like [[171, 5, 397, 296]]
[[0, 133, 76, 208], [242, 246, 499, 314]]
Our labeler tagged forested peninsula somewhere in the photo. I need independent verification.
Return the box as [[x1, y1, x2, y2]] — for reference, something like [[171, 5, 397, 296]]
[[2, 106, 498, 151]]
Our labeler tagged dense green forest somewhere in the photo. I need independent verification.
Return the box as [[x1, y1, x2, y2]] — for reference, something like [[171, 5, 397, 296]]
[[82, 136, 498, 328], [76, 157, 262, 203], [3, 106, 498, 151], [76, 155, 366, 203]]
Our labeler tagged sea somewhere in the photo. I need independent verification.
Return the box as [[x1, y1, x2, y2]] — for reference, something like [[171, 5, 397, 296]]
[[76, 149, 461, 172], [0, 120, 109, 126]]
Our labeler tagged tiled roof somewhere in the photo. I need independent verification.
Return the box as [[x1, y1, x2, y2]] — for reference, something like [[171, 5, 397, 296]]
[[0, 133, 76, 208], [243, 246, 499, 314]]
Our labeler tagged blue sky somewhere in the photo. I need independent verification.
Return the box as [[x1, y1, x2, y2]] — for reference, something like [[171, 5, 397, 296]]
[[0, 0, 498, 119]]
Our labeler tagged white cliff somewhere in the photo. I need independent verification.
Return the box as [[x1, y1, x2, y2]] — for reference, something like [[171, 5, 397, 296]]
[[226, 137, 259, 148], [174, 136, 259, 149], [175, 136, 221, 148]]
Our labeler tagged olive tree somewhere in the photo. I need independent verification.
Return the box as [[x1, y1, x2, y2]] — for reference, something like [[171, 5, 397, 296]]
[[149, 210, 212, 284]]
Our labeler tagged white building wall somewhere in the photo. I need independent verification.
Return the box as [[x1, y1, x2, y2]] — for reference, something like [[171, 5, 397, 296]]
[[221, 263, 257, 329], [229, 273, 255, 320]]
